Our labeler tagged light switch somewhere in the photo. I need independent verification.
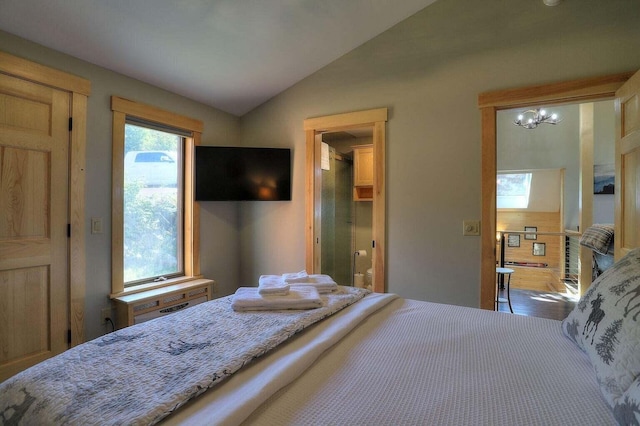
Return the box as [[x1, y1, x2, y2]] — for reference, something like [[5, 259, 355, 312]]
[[91, 217, 103, 234], [463, 220, 480, 236]]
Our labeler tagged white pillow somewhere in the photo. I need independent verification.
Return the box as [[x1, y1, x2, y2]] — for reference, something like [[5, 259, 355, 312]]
[[562, 248, 640, 408]]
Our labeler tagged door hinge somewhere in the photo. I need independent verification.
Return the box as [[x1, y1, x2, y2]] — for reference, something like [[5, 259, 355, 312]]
[[372, 240, 375, 248], [67, 329, 72, 344], [69, 117, 73, 131], [67, 223, 71, 238]]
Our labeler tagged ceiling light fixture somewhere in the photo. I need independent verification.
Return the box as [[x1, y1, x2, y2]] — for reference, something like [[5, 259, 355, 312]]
[[514, 108, 561, 129], [543, 0, 561, 6]]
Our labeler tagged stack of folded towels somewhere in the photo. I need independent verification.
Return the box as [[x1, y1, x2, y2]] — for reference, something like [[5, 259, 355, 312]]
[[231, 270, 338, 312], [282, 271, 338, 293]]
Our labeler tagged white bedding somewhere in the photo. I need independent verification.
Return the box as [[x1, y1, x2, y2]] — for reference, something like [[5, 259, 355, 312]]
[[169, 294, 616, 425]]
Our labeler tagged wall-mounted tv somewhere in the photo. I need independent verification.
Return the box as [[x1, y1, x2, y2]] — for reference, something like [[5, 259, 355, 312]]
[[195, 146, 291, 201]]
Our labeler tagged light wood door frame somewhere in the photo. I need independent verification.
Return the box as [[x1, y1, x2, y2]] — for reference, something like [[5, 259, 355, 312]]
[[0, 51, 90, 345], [615, 70, 640, 259], [304, 108, 387, 292], [478, 72, 633, 310]]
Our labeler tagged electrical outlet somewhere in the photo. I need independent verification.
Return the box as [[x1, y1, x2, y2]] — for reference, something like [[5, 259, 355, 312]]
[[101, 307, 111, 325]]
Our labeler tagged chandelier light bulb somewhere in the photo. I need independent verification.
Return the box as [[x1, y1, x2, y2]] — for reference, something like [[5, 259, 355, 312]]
[[513, 108, 561, 129]]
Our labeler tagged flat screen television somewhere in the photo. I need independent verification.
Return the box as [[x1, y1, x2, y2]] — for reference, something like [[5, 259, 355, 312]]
[[195, 146, 291, 201]]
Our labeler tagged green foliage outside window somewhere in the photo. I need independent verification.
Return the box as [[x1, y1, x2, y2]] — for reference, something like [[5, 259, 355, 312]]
[[123, 124, 182, 284]]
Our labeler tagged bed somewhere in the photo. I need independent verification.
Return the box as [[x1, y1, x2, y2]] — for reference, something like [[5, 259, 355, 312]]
[[2, 250, 640, 425]]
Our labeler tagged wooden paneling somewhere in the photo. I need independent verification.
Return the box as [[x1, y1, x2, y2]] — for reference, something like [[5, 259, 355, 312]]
[[497, 211, 564, 262], [508, 266, 561, 292], [0, 148, 49, 240], [0, 267, 49, 364], [497, 211, 563, 291]]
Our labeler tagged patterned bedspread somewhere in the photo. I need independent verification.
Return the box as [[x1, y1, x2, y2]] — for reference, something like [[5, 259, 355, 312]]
[[0, 286, 369, 425]]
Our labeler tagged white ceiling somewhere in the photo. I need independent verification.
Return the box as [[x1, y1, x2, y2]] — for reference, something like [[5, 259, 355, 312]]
[[0, 0, 437, 116]]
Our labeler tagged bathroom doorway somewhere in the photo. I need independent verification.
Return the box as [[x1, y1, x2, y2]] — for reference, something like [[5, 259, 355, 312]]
[[304, 107, 387, 293], [320, 131, 373, 288]]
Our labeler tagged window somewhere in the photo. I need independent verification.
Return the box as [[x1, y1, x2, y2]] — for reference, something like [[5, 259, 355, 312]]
[[111, 97, 203, 295], [123, 124, 183, 285], [497, 172, 532, 209]]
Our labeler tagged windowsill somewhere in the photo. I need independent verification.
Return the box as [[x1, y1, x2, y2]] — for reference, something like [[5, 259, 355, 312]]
[[110, 275, 207, 299]]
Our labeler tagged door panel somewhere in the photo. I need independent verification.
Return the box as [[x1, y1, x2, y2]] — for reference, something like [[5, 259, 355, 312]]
[[615, 69, 640, 258], [0, 72, 69, 381]]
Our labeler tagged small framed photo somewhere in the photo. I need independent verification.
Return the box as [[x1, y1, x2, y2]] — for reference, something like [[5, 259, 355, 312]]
[[524, 226, 537, 240], [507, 234, 520, 247], [533, 242, 546, 256]]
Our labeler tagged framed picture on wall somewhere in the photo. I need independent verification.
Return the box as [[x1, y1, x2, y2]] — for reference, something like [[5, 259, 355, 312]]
[[524, 226, 537, 240], [533, 242, 546, 256], [594, 163, 615, 194], [507, 234, 520, 247]]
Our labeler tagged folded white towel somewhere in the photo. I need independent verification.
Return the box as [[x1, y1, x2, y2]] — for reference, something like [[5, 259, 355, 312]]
[[231, 286, 323, 312], [282, 270, 310, 283], [258, 275, 290, 296], [293, 274, 338, 293]]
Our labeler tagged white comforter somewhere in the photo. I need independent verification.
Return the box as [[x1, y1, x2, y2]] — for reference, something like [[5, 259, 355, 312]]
[[169, 294, 616, 425]]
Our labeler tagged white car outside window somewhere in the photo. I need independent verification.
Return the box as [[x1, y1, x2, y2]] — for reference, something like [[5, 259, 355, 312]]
[[125, 151, 178, 187]]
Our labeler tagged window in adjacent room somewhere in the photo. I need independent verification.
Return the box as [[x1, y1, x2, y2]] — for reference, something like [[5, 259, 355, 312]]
[[497, 172, 532, 209], [111, 97, 203, 295]]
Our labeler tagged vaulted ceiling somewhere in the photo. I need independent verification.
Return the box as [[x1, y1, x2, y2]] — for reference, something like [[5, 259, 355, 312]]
[[0, 0, 437, 115]]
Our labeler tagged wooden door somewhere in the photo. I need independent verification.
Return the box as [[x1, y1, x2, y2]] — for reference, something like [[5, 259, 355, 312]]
[[615, 69, 640, 259], [0, 72, 70, 381]]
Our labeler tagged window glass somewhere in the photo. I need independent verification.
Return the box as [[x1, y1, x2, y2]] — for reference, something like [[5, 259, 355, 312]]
[[497, 173, 532, 209], [123, 123, 184, 285]]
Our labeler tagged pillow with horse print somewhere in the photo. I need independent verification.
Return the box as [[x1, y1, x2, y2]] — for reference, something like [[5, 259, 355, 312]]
[[562, 247, 640, 409]]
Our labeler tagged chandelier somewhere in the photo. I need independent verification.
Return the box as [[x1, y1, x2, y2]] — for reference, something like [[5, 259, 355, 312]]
[[513, 108, 561, 129]]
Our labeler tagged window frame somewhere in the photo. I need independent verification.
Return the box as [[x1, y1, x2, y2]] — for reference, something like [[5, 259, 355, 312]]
[[111, 96, 203, 296]]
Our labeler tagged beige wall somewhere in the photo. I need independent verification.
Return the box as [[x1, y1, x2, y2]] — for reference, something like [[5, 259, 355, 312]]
[[238, 0, 640, 306], [0, 30, 241, 340]]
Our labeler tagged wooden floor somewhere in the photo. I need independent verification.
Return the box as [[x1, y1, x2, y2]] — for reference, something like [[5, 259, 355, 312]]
[[496, 288, 577, 321]]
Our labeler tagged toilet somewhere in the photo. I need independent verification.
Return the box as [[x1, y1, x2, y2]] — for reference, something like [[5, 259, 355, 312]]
[[366, 268, 373, 287]]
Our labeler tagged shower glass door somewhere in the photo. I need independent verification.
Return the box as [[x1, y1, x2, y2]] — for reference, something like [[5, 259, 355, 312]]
[[320, 145, 353, 286]]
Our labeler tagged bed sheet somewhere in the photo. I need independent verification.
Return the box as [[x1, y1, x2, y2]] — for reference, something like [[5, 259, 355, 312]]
[[241, 298, 615, 425]]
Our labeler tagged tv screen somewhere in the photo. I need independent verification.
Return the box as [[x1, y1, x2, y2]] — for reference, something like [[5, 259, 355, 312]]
[[195, 146, 291, 201]]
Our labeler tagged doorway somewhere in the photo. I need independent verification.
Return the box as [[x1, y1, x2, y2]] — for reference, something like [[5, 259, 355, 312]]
[[478, 72, 633, 311], [304, 108, 387, 293], [320, 130, 373, 287]]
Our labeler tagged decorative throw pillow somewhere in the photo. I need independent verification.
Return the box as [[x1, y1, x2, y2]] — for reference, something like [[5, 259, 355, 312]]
[[579, 224, 615, 254], [562, 247, 640, 408], [613, 376, 640, 425]]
